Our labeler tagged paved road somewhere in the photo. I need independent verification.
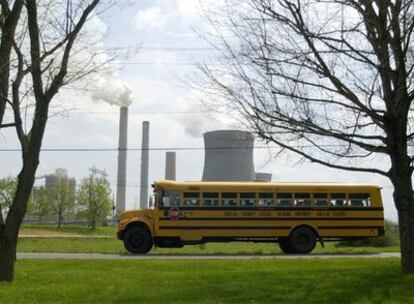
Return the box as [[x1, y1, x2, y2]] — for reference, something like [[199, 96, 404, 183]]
[[17, 252, 400, 260]]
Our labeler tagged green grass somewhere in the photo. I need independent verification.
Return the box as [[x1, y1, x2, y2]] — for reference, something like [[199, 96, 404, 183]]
[[17, 237, 123, 253], [17, 237, 400, 254], [17, 224, 400, 254], [0, 259, 412, 303], [20, 225, 116, 236]]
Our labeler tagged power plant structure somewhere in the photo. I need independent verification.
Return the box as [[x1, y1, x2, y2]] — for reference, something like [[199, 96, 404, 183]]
[[202, 130, 256, 181], [139, 121, 150, 209], [165, 151, 176, 180], [255, 172, 272, 182], [116, 106, 128, 213], [111, 115, 272, 213], [44, 168, 76, 193]]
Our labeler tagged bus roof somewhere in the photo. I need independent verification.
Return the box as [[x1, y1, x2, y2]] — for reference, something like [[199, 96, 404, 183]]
[[153, 180, 381, 191]]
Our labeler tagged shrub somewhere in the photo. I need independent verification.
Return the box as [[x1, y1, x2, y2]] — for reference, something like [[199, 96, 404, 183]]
[[336, 220, 399, 247]]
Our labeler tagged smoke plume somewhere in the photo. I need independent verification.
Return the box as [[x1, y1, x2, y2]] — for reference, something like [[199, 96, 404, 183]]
[[91, 72, 133, 107]]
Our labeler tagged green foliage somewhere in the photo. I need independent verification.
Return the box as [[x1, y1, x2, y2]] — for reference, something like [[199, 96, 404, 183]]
[[336, 220, 400, 247], [77, 173, 113, 230], [0, 177, 17, 210], [1, 259, 414, 303], [29, 186, 53, 219], [49, 179, 76, 228]]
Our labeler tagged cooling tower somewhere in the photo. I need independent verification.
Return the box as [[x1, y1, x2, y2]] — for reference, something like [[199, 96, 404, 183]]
[[116, 106, 128, 213], [165, 151, 176, 180], [255, 172, 272, 182], [139, 121, 150, 209], [202, 130, 255, 181]]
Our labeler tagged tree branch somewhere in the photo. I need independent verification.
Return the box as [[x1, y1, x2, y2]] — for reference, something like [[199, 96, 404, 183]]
[[0, 0, 24, 127], [260, 131, 389, 177], [45, 0, 101, 101]]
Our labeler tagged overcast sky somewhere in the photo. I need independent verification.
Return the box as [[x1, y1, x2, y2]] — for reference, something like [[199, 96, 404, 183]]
[[0, 0, 397, 220]]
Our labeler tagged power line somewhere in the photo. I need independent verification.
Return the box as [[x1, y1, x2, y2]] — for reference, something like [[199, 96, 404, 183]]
[[0, 145, 359, 152], [105, 61, 222, 66], [59, 110, 210, 115], [139, 46, 213, 52], [104, 45, 213, 52]]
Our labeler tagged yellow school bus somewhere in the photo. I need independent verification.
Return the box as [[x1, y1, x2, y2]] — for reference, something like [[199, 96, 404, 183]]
[[117, 180, 384, 254]]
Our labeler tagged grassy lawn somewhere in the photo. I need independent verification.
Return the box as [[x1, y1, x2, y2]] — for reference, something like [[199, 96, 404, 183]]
[[17, 225, 400, 255], [0, 258, 412, 303], [20, 225, 116, 236], [17, 237, 400, 255]]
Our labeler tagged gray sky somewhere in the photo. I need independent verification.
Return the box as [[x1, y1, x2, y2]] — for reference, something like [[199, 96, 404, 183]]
[[0, 0, 397, 220]]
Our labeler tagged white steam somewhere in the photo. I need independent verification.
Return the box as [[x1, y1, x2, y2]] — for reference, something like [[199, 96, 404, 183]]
[[91, 73, 133, 107], [178, 102, 225, 137]]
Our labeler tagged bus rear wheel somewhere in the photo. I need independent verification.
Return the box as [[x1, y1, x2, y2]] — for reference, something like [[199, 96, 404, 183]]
[[123, 226, 153, 254], [278, 238, 294, 254], [289, 227, 317, 254]]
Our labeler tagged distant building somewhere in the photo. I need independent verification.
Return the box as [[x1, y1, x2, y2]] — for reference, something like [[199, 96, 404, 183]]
[[45, 168, 76, 195]]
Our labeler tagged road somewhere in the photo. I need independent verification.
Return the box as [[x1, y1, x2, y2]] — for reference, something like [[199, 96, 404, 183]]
[[17, 252, 400, 260]]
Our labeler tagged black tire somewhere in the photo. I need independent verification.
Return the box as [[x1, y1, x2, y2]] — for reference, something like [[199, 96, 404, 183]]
[[289, 227, 317, 254], [278, 238, 294, 254], [123, 226, 153, 254]]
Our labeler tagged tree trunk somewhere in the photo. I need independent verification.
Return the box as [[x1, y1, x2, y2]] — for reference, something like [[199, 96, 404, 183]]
[[0, 183, 37, 282], [398, 206, 414, 273], [57, 213, 62, 229], [391, 173, 414, 273], [389, 151, 414, 273], [0, 230, 17, 282], [0, 159, 38, 282], [91, 218, 96, 231]]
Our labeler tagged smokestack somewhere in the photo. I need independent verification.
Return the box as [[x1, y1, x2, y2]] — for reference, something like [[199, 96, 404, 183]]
[[140, 121, 150, 209], [165, 151, 176, 180], [116, 107, 128, 213]]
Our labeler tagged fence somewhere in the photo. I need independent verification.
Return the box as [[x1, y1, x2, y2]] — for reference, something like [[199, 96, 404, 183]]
[[22, 214, 116, 226]]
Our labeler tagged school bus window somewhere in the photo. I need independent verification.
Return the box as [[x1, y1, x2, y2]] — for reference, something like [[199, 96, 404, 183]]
[[222, 193, 237, 207], [331, 193, 347, 207], [240, 193, 256, 207], [349, 193, 370, 207], [295, 193, 311, 207], [314, 193, 328, 207], [183, 192, 200, 207], [276, 193, 293, 207], [162, 191, 180, 207], [258, 193, 274, 207], [202, 192, 219, 207]]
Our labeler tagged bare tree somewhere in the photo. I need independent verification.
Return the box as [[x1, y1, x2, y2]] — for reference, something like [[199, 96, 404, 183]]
[[0, 0, 102, 282], [199, 0, 414, 272]]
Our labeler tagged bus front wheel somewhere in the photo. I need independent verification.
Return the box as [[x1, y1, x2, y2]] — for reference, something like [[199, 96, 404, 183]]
[[123, 226, 153, 254], [289, 227, 317, 254]]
